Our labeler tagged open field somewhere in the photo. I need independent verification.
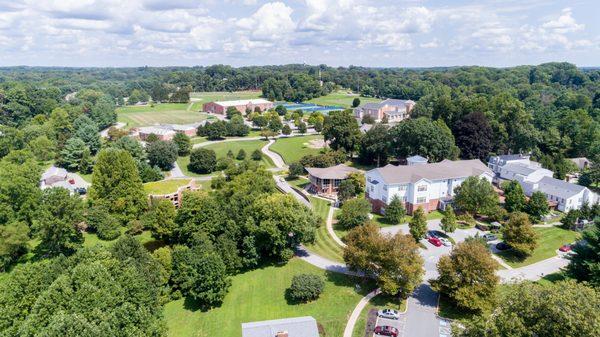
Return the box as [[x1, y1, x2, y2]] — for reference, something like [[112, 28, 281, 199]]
[[117, 103, 210, 128], [143, 179, 192, 195], [203, 139, 274, 168], [306, 90, 382, 108], [190, 91, 262, 104], [496, 226, 579, 268], [270, 135, 325, 164], [164, 258, 371, 337]]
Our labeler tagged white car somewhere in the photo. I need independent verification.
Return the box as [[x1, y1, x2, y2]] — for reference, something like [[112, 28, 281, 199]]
[[439, 238, 452, 246], [377, 308, 400, 320]]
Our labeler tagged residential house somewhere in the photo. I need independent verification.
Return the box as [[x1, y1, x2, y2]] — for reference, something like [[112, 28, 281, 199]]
[[569, 157, 591, 170], [40, 166, 90, 195], [366, 159, 493, 214], [203, 99, 274, 115], [242, 316, 319, 337], [487, 154, 534, 175], [41, 166, 68, 186], [353, 99, 415, 122], [305, 164, 361, 198]]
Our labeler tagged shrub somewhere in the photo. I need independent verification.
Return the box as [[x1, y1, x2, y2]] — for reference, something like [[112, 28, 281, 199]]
[[288, 162, 304, 179], [337, 198, 372, 229], [126, 219, 144, 235], [251, 149, 262, 161], [96, 213, 121, 240], [236, 149, 246, 160], [188, 148, 217, 174], [288, 274, 324, 302]]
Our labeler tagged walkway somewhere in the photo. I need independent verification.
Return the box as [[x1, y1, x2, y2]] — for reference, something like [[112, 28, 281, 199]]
[[296, 245, 358, 276], [168, 161, 185, 179], [99, 122, 126, 138], [276, 176, 311, 208], [261, 139, 286, 168], [326, 206, 346, 247], [343, 289, 381, 337]]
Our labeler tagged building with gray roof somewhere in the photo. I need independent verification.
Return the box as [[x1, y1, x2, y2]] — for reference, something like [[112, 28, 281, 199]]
[[241, 316, 319, 337], [353, 98, 415, 123]]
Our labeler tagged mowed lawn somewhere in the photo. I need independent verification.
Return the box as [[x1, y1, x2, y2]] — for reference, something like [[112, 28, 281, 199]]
[[306, 90, 382, 108], [117, 103, 208, 128], [304, 196, 346, 263], [143, 179, 191, 195], [496, 226, 580, 268], [190, 90, 262, 104], [270, 135, 325, 164], [164, 258, 371, 337]]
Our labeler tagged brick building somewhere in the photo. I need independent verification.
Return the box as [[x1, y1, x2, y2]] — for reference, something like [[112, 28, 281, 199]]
[[203, 99, 274, 115]]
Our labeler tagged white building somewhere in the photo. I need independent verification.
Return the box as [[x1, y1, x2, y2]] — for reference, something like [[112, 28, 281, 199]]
[[366, 159, 493, 215], [487, 154, 535, 175], [242, 316, 319, 337], [354, 99, 415, 123], [534, 176, 597, 212]]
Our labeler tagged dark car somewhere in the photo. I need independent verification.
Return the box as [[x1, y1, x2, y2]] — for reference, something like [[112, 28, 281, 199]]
[[496, 242, 510, 251], [374, 325, 399, 337]]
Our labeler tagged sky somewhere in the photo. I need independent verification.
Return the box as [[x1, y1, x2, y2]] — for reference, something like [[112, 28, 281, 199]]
[[0, 0, 598, 68]]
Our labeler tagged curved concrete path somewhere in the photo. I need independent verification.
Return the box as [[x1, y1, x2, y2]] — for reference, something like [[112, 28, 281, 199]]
[[343, 288, 381, 337], [326, 206, 346, 247], [261, 139, 286, 168]]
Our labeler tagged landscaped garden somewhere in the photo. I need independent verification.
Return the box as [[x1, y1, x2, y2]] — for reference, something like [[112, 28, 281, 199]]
[[163, 258, 371, 337], [117, 103, 210, 128], [270, 135, 325, 164]]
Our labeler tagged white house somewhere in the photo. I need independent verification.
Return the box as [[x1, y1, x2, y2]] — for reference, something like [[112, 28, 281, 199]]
[[534, 176, 597, 212], [366, 159, 493, 215], [354, 99, 415, 123], [487, 154, 536, 175], [499, 163, 553, 195]]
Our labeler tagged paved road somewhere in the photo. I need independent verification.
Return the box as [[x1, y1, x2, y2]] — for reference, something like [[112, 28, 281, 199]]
[[326, 206, 346, 247], [404, 283, 440, 337], [296, 245, 358, 276], [99, 122, 126, 138]]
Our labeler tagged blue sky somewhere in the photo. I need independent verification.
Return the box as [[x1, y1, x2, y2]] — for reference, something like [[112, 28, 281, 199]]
[[0, 0, 598, 67]]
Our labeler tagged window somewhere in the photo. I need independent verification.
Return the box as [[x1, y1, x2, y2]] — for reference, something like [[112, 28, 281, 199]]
[[382, 196, 387, 203], [417, 185, 427, 192], [367, 177, 372, 183], [383, 185, 387, 191], [399, 185, 407, 191], [417, 197, 426, 203], [370, 186, 374, 192]]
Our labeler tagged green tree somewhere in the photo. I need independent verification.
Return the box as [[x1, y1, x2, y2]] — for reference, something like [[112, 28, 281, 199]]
[[358, 123, 390, 166], [267, 114, 283, 133], [337, 198, 372, 229], [58, 137, 88, 171], [385, 196, 406, 225], [146, 140, 178, 170], [0, 221, 30, 271], [526, 191, 549, 221], [282, 124, 292, 136], [251, 149, 262, 161], [409, 207, 427, 241], [27, 135, 55, 161], [89, 149, 147, 222], [502, 212, 538, 258], [85, 206, 120, 240], [236, 149, 246, 160], [352, 97, 361, 107], [143, 199, 177, 242], [288, 274, 324, 302], [75, 123, 101, 154], [298, 121, 307, 134], [431, 240, 499, 312], [173, 132, 191, 156], [188, 148, 217, 174], [275, 105, 287, 116], [226, 106, 241, 119], [503, 180, 526, 213], [338, 180, 357, 203], [322, 110, 361, 156], [454, 177, 499, 216], [34, 187, 84, 257], [287, 162, 304, 179], [567, 221, 600, 286], [440, 205, 458, 233], [389, 118, 459, 162], [128, 89, 149, 105]]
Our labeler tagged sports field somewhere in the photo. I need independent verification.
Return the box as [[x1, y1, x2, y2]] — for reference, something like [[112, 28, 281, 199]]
[[117, 103, 210, 128], [306, 90, 382, 108], [190, 90, 262, 104]]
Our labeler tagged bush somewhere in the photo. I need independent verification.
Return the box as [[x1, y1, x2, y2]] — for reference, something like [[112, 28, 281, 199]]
[[188, 148, 217, 174], [288, 162, 304, 179], [126, 219, 144, 235], [288, 274, 324, 302], [216, 157, 235, 171], [337, 198, 372, 229], [236, 149, 246, 160], [251, 149, 262, 161]]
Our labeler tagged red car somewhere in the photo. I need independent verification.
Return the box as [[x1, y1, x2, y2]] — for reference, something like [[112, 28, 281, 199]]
[[559, 244, 572, 252], [374, 325, 399, 337], [428, 237, 442, 247]]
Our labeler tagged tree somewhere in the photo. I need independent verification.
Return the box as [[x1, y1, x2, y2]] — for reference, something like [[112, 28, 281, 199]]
[[409, 207, 427, 241], [85, 205, 120, 240], [352, 97, 361, 108], [389, 118, 459, 162], [288, 274, 325, 302], [440, 205, 458, 233], [143, 199, 177, 242], [27, 136, 55, 161], [454, 177, 499, 216], [322, 110, 361, 156], [567, 221, 600, 286], [128, 89, 149, 105], [282, 124, 292, 136], [298, 121, 307, 134], [344, 222, 424, 296], [58, 137, 88, 171], [171, 245, 231, 307], [89, 148, 147, 222], [275, 105, 287, 116], [267, 114, 283, 133], [288, 162, 304, 179], [0, 221, 29, 271], [173, 132, 191, 156], [34, 187, 84, 257], [260, 129, 278, 140], [431, 240, 499, 312], [358, 123, 390, 166], [251, 149, 262, 161], [236, 149, 246, 160], [503, 180, 527, 213], [338, 180, 357, 203], [337, 198, 372, 229], [502, 212, 538, 258], [385, 196, 406, 225], [457, 281, 600, 337], [146, 140, 178, 170], [313, 119, 323, 133], [188, 148, 217, 174], [526, 191, 549, 221], [453, 112, 494, 160]]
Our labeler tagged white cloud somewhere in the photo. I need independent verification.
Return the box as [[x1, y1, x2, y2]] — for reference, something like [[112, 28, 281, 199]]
[[542, 8, 584, 34], [420, 39, 439, 48], [237, 2, 296, 41]]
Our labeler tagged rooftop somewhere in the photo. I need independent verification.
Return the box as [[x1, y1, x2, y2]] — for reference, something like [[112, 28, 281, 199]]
[[41, 166, 67, 180], [138, 126, 177, 136], [489, 154, 530, 162], [537, 176, 587, 199], [501, 163, 538, 176], [242, 316, 319, 337], [369, 159, 492, 184], [305, 164, 361, 180], [359, 98, 414, 110], [212, 98, 272, 107]]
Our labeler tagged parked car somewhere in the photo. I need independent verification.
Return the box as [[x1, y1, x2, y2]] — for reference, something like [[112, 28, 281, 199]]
[[496, 242, 510, 251], [377, 308, 400, 320], [559, 244, 572, 252], [476, 223, 490, 231], [439, 238, 452, 246], [427, 230, 439, 238], [483, 234, 498, 242], [428, 237, 442, 247], [374, 325, 399, 337]]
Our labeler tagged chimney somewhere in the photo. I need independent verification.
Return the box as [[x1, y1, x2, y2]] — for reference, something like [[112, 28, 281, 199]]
[[275, 331, 289, 337]]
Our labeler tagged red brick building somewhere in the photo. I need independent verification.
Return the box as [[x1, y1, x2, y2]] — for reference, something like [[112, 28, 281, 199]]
[[203, 99, 274, 115]]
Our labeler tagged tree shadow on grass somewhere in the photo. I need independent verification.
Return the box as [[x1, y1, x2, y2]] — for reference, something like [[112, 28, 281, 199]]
[[495, 250, 527, 264], [324, 270, 375, 296]]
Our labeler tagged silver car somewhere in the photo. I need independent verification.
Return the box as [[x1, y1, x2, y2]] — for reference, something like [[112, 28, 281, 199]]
[[377, 308, 400, 320], [439, 238, 452, 246]]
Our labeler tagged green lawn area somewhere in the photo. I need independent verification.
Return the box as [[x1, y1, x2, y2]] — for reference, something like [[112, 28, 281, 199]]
[[370, 210, 444, 228], [190, 136, 208, 144], [190, 91, 262, 104], [306, 90, 382, 109], [286, 176, 310, 190], [164, 258, 371, 337], [496, 226, 579, 268], [352, 294, 407, 337], [117, 103, 209, 128], [270, 135, 325, 164], [304, 197, 346, 263], [143, 179, 192, 195], [203, 139, 274, 168]]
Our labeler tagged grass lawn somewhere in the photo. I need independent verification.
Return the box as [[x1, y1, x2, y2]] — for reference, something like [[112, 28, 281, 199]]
[[304, 197, 346, 263], [190, 90, 262, 103], [190, 136, 208, 144], [203, 139, 274, 168], [270, 135, 325, 164], [163, 258, 371, 337], [496, 226, 579, 268], [370, 210, 444, 228], [352, 294, 407, 337], [117, 103, 208, 128], [143, 179, 192, 195], [286, 176, 310, 190], [306, 90, 382, 109], [79, 172, 93, 183], [536, 271, 573, 287]]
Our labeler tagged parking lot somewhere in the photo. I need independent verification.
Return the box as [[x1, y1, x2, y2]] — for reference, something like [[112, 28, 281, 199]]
[[373, 314, 406, 337]]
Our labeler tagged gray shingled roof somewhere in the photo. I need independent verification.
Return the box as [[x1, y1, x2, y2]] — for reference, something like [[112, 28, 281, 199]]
[[242, 316, 319, 337], [501, 163, 538, 176], [305, 164, 361, 180], [537, 176, 586, 199], [369, 159, 492, 184], [358, 98, 414, 110]]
